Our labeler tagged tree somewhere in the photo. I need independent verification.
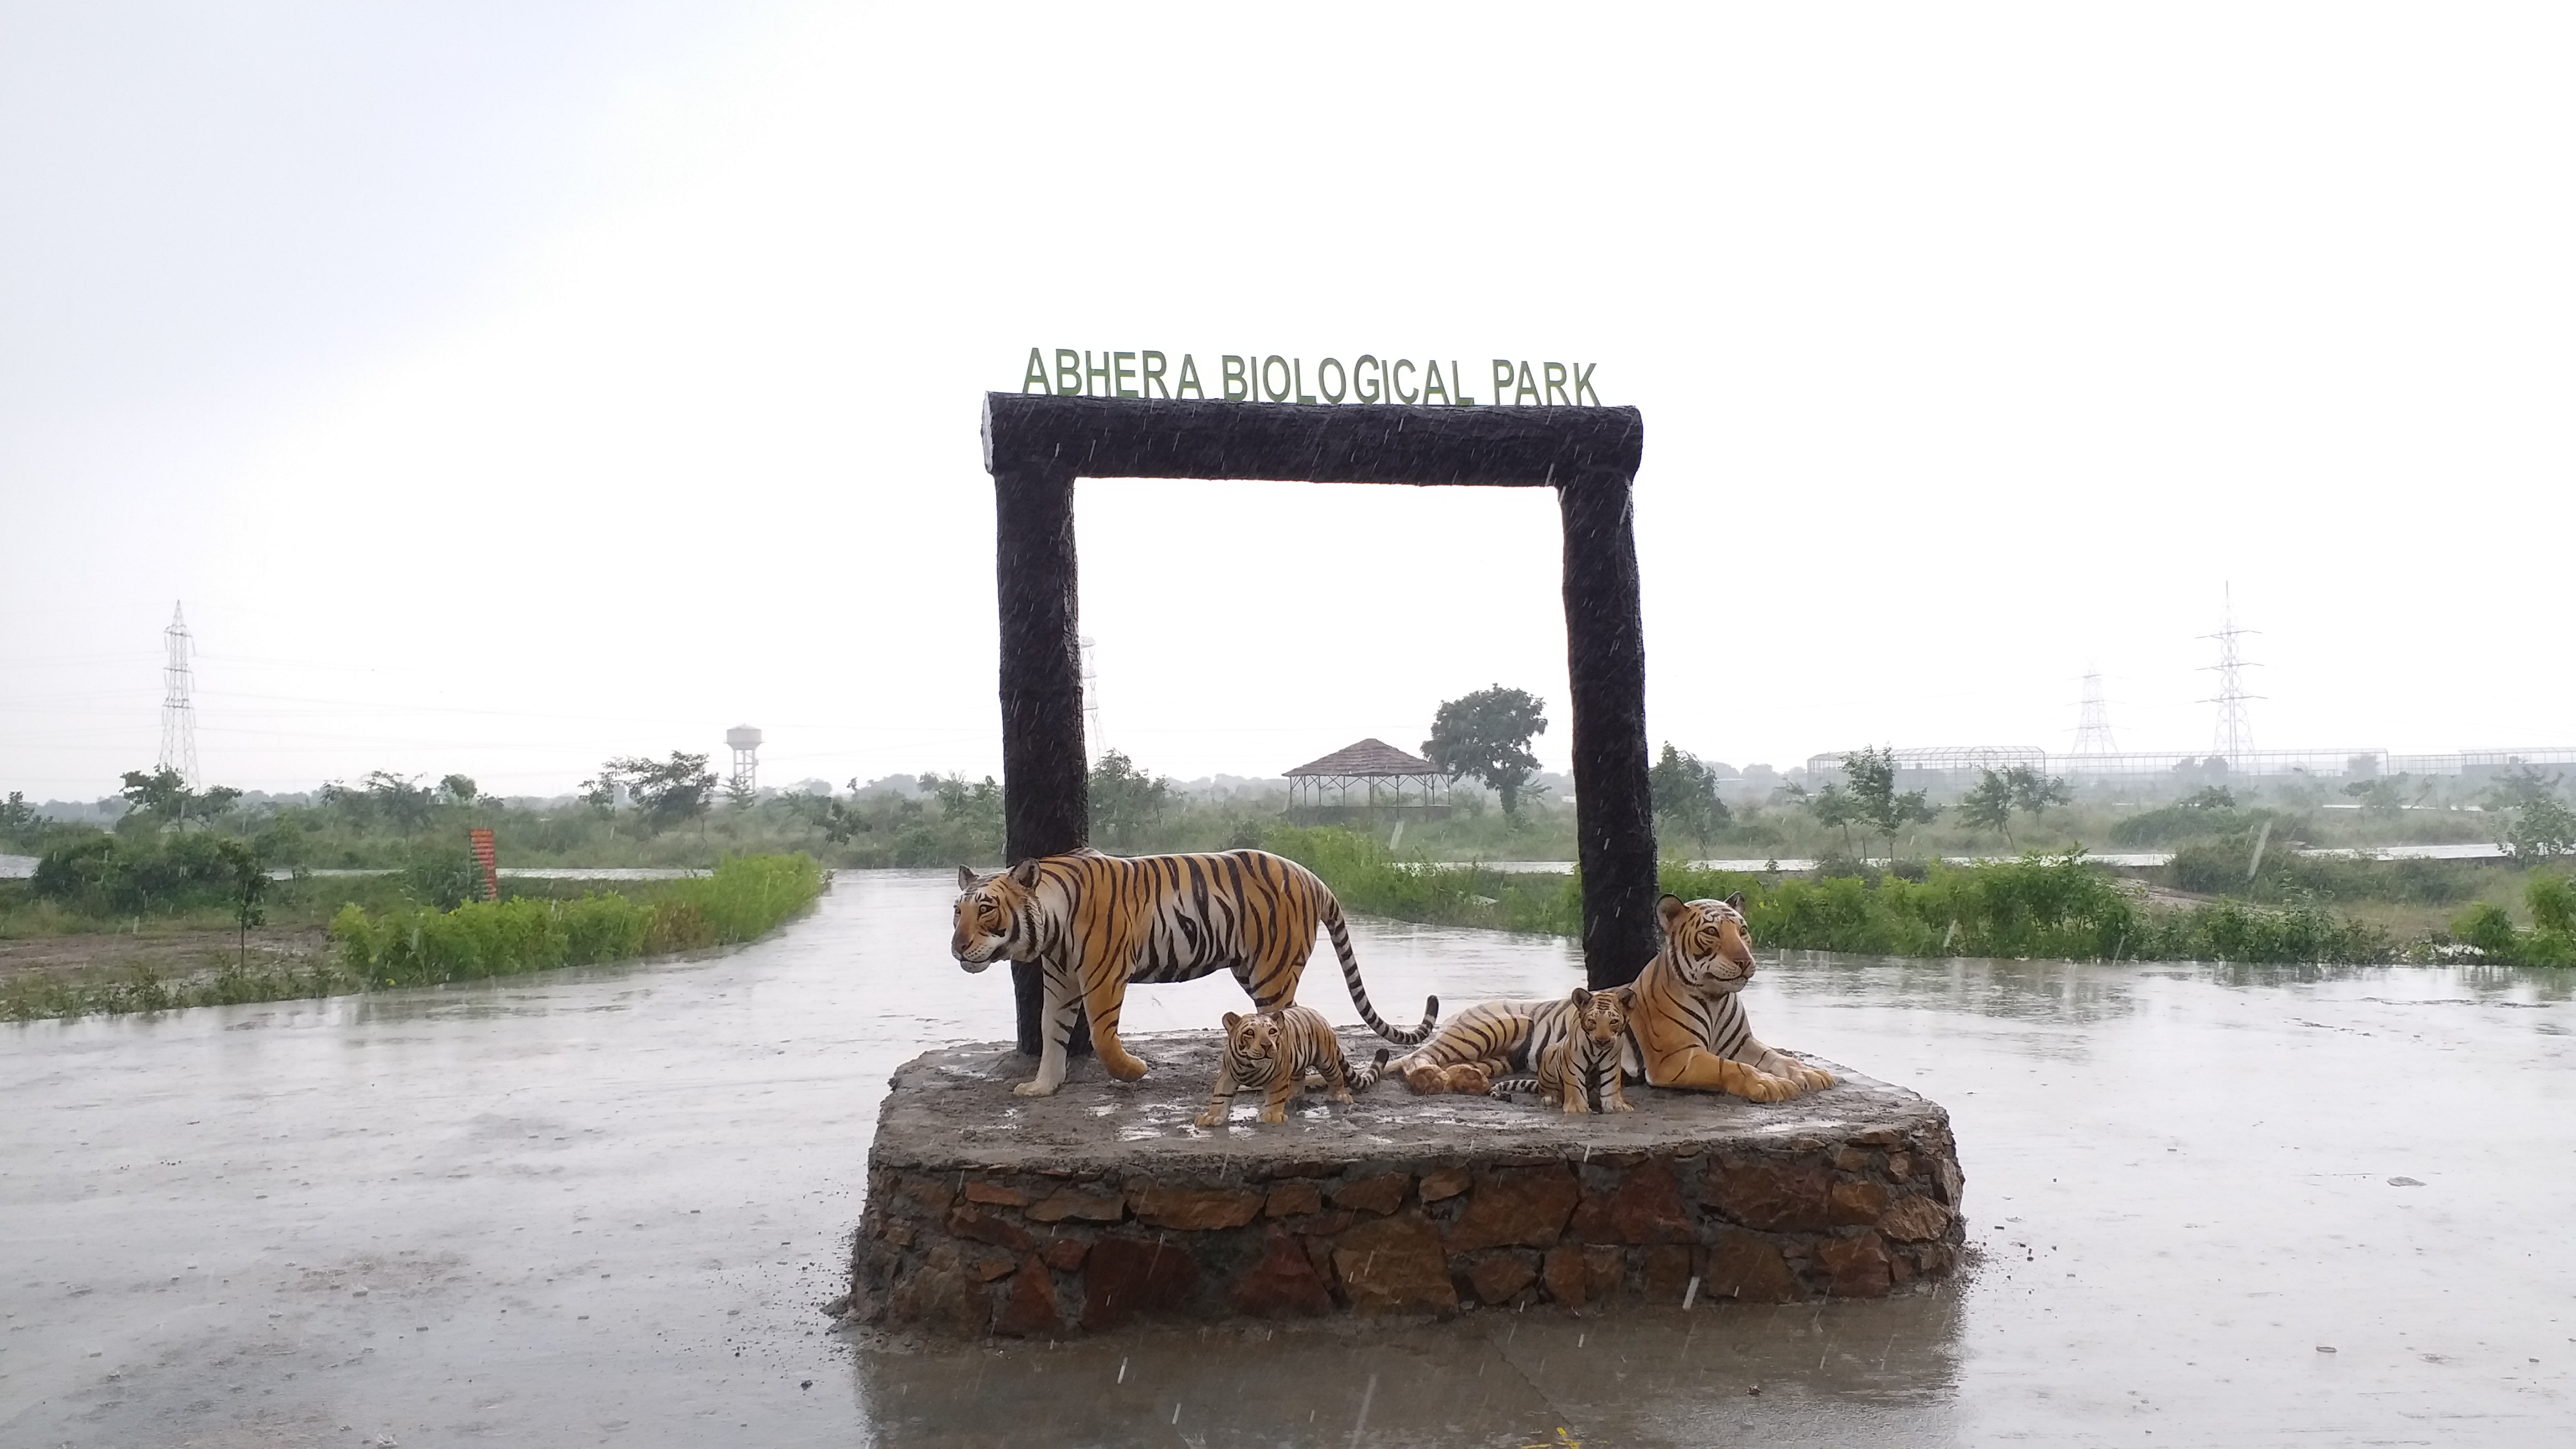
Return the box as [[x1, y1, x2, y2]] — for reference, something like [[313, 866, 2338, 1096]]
[[1423, 685, 1549, 820], [926, 771, 1004, 847], [215, 837, 268, 969], [0, 791, 37, 843], [1788, 781, 1863, 855], [1647, 743, 1730, 848], [1959, 764, 2072, 847], [2343, 775, 2408, 816], [319, 771, 437, 834], [603, 752, 718, 834], [2485, 760, 2565, 812], [439, 774, 480, 806], [1958, 771, 2016, 845], [2502, 796, 2576, 863], [2006, 764, 2071, 820], [118, 766, 240, 829], [1088, 751, 1171, 850], [1840, 746, 1936, 861]]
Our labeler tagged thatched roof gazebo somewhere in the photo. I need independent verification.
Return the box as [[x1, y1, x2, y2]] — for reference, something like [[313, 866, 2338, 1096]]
[[1284, 738, 1452, 822]]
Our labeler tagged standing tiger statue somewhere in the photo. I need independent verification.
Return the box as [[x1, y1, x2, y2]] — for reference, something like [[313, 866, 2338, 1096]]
[[952, 849, 1437, 1098], [1197, 1005, 1390, 1126], [1390, 892, 1833, 1105]]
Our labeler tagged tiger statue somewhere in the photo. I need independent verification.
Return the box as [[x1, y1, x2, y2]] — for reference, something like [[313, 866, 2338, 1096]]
[[1392, 892, 1832, 1105], [952, 849, 1437, 1098], [1487, 984, 1635, 1114], [1196, 1005, 1390, 1126]]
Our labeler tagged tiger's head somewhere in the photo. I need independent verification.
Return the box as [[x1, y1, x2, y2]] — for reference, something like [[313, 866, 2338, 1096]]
[[1655, 892, 1756, 993], [1220, 1010, 1287, 1068], [1568, 984, 1635, 1046], [951, 861, 1041, 972]]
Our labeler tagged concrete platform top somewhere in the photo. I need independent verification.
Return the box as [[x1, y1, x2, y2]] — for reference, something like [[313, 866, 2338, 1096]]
[[868, 1030, 1947, 1178]]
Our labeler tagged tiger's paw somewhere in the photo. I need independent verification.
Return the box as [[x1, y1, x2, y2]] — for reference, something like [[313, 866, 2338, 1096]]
[[1736, 1073, 1797, 1104], [1257, 1105, 1287, 1124], [1608, 1098, 1637, 1113], [1193, 1107, 1229, 1128], [1788, 1063, 1836, 1092], [1102, 1052, 1151, 1082], [1013, 1079, 1061, 1098]]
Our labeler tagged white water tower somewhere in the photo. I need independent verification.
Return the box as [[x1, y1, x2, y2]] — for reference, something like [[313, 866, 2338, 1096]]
[[725, 725, 763, 795]]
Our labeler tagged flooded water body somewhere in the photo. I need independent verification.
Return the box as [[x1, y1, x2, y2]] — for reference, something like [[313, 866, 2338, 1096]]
[[4, 869, 2570, 1447]]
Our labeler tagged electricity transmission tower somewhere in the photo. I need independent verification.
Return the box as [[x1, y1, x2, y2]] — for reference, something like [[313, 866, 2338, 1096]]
[[158, 601, 199, 785], [2199, 585, 2261, 764], [2072, 669, 2118, 755]]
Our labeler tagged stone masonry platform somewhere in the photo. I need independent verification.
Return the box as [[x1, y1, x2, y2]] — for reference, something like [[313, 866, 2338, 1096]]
[[849, 1031, 1965, 1338]]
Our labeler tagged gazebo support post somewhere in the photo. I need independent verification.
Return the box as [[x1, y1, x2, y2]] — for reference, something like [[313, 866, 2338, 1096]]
[[1560, 468, 1660, 989], [993, 461, 1090, 1056]]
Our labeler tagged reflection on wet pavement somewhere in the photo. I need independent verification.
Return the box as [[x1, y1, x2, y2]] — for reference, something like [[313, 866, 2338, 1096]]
[[3, 869, 2568, 1446]]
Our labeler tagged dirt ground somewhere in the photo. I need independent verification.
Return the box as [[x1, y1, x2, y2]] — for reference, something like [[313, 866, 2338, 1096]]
[[0, 923, 329, 982]]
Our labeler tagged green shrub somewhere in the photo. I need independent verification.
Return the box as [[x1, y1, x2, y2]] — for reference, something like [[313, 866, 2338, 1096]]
[[31, 831, 245, 915], [2443, 877, 2576, 966], [329, 854, 820, 989]]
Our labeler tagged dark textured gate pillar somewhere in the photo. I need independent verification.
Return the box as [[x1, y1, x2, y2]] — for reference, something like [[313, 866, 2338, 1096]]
[[981, 395, 1655, 1044]]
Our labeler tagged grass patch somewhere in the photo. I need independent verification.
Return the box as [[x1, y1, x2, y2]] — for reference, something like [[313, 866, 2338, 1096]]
[[1270, 826, 2402, 965], [1, 854, 823, 1022]]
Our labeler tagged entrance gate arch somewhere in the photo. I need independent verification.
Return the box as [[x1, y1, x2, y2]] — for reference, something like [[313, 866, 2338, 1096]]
[[981, 394, 1656, 1053]]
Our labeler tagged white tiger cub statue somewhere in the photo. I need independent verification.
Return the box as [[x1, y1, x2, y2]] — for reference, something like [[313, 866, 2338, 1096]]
[[1196, 1005, 1389, 1126], [1488, 984, 1636, 1114]]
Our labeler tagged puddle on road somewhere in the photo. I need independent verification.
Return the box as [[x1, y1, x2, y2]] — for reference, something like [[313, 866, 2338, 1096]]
[[2, 868, 2569, 1446]]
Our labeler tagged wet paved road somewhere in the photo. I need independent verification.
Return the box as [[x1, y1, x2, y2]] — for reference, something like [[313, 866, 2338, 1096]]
[[4, 869, 2570, 1447]]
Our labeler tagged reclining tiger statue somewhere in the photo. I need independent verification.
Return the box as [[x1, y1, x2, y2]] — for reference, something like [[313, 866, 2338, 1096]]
[[953, 849, 1437, 1098], [1197, 1005, 1390, 1126], [1390, 892, 1832, 1105]]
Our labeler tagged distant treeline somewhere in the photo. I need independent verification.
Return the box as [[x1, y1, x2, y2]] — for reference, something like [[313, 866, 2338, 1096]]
[[1263, 826, 2574, 968]]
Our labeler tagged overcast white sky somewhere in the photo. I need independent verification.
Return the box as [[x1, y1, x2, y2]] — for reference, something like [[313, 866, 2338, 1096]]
[[3, 3, 2570, 801]]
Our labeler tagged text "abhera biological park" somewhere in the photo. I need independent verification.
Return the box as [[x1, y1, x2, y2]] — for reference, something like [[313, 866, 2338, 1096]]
[[1019, 349, 1603, 407]]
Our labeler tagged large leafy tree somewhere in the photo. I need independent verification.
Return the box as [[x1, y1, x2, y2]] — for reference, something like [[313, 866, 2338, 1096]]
[[602, 752, 718, 834], [1957, 771, 2015, 844], [1647, 743, 1731, 849], [320, 771, 438, 834], [119, 765, 240, 829], [1088, 751, 1171, 851], [1423, 685, 1549, 820]]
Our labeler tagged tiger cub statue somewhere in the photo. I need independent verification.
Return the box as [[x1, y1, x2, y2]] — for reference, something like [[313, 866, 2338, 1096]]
[[1196, 1006, 1390, 1126], [1393, 893, 1832, 1104], [953, 850, 1436, 1098], [1488, 985, 1636, 1114]]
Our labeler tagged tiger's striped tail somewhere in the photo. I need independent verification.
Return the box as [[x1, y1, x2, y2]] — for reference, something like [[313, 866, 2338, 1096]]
[[1486, 1075, 1540, 1100], [1347, 1048, 1393, 1093], [1320, 898, 1437, 1046]]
